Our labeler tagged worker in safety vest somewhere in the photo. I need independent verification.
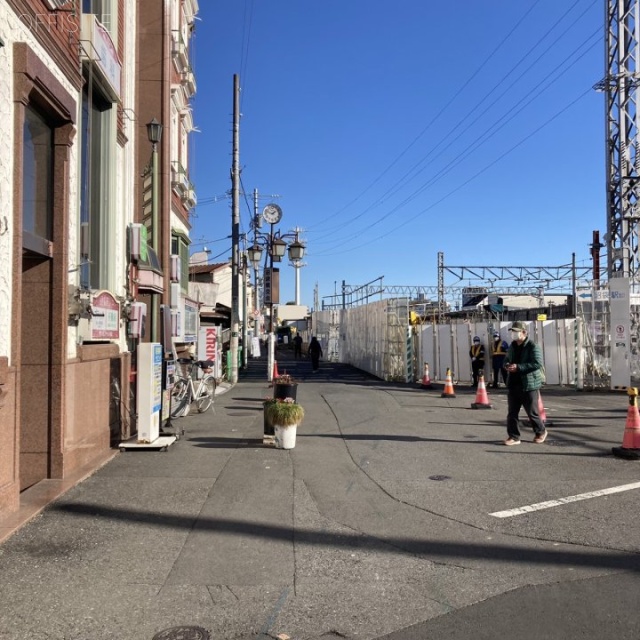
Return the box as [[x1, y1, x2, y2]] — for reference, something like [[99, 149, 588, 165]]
[[469, 336, 485, 387], [491, 331, 509, 388]]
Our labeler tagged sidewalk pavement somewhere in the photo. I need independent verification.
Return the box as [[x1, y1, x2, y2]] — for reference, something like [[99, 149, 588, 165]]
[[1, 351, 640, 640]]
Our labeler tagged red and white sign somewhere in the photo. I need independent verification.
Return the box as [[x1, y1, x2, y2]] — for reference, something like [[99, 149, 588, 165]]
[[203, 327, 217, 362], [91, 291, 120, 340]]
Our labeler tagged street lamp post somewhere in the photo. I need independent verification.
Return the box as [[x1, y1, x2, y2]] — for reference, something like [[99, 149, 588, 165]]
[[247, 207, 305, 380], [146, 117, 163, 343]]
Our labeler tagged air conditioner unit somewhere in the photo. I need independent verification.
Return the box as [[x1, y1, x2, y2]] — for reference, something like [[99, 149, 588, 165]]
[[46, 0, 74, 8], [170, 282, 180, 309], [128, 302, 147, 339], [128, 223, 144, 262], [170, 254, 181, 282], [171, 310, 180, 337]]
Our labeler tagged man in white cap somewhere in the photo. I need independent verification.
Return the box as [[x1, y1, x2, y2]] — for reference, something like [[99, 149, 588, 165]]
[[503, 321, 547, 446]]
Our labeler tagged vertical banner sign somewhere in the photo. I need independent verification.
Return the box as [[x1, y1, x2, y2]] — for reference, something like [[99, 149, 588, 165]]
[[264, 268, 272, 304], [610, 278, 630, 389], [198, 327, 221, 379], [272, 268, 280, 304]]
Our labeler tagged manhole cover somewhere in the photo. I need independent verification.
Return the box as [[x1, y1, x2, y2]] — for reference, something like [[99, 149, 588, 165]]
[[547, 440, 580, 447], [428, 475, 451, 481], [153, 627, 210, 640]]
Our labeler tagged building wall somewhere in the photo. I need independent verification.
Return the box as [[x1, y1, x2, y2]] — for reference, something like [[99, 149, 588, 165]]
[[0, 0, 139, 519], [0, 1, 83, 514]]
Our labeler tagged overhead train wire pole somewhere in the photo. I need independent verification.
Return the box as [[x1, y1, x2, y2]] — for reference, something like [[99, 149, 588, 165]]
[[436, 252, 594, 320], [321, 255, 594, 313], [594, 0, 640, 389]]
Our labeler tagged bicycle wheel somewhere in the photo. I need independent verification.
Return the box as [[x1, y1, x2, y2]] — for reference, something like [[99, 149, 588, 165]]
[[171, 378, 191, 417], [196, 375, 216, 413]]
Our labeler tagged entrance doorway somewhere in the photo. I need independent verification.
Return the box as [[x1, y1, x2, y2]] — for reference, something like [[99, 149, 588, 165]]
[[19, 252, 53, 491]]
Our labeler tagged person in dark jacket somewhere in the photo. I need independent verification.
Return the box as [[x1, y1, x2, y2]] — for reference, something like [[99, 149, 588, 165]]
[[490, 331, 509, 388], [469, 336, 485, 387], [293, 334, 303, 359], [503, 321, 547, 446], [308, 337, 323, 371]]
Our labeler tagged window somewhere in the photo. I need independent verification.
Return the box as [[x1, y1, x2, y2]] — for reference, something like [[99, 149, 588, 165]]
[[172, 233, 190, 294], [80, 84, 113, 290], [82, 0, 116, 37], [22, 108, 53, 253]]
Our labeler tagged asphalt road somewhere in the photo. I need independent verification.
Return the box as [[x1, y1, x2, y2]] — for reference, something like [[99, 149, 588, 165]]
[[0, 354, 638, 640]]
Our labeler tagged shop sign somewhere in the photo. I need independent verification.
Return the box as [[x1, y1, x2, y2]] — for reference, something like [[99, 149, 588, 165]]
[[91, 290, 120, 340]]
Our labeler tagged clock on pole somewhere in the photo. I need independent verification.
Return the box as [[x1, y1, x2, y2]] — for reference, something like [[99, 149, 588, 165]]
[[262, 203, 282, 225]]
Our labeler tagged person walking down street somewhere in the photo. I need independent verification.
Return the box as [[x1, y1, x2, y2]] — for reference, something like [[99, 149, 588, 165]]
[[491, 331, 509, 388], [308, 336, 323, 372], [503, 321, 547, 446], [469, 336, 485, 387], [293, 334, 303, 359]]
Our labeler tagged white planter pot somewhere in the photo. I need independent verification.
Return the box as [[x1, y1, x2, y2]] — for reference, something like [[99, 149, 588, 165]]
[[274, 424, 297, 449]]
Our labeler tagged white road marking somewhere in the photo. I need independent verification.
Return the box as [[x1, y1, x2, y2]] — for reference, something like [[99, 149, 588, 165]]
[[489, 481, 640, 518]]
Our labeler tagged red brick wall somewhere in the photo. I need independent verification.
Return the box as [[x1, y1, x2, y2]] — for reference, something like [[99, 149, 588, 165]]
[[7, 0, 83, 91]]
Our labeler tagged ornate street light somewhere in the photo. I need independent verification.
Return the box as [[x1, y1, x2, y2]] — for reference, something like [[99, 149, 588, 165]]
[[146, 117, 163, 148], [247, 244, 263, 268], [247, 201, 307, 382], [287, 240, 305, 261], [270, 238, 287, 262]]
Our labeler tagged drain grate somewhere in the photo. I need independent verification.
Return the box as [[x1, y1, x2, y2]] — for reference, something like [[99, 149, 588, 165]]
[[153, 627, 210, 640], [428, 475, 451, 481]]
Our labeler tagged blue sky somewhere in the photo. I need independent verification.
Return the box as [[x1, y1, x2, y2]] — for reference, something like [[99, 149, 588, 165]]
[[190, 1, 604, 308]]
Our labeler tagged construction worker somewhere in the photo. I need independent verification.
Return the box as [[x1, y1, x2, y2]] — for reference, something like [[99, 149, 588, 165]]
[[491, 331, 509, 388], [469, 336, 485, 388]]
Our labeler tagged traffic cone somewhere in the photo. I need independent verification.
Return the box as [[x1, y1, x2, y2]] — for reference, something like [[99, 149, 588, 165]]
[[529, 392, 553, 428], [471, 372, 492, 409], [612, 387, 640, 459], [540, 392, 554, 426], [441, 368, 456, 398], [273, 360, 280, 379], [421, 362, 433, 389]]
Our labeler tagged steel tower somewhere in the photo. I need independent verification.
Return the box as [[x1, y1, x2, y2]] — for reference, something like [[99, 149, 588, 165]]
[[602, 0, 640, 280]]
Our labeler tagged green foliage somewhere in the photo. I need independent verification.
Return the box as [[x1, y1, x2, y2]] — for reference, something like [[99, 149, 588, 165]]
[[264, 398, 304, 427]]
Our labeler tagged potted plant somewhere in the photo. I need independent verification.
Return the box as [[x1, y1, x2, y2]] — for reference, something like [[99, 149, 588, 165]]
[[264, 397, 304, 449], [273, 372, 298, 401]]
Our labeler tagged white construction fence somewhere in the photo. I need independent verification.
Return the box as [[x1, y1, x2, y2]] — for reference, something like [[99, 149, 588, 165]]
[[312, 300, 626, 389]]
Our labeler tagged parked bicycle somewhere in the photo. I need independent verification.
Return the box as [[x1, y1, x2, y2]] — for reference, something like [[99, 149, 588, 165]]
[[171, 358, 216, 418]]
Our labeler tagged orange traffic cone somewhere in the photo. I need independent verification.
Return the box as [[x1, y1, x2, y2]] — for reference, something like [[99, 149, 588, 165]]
[[471, 372, 492, 409], [273, 360, 280, 379], [421, 362, 433, 389], [612, 387, 640, 459], [441, 368, 456, 398], [529, 391, 553, 428]]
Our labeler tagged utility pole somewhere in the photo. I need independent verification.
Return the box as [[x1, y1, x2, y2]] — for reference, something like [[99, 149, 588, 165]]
[[253, 188, 261, 316], [230, 74, 240, 384]]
